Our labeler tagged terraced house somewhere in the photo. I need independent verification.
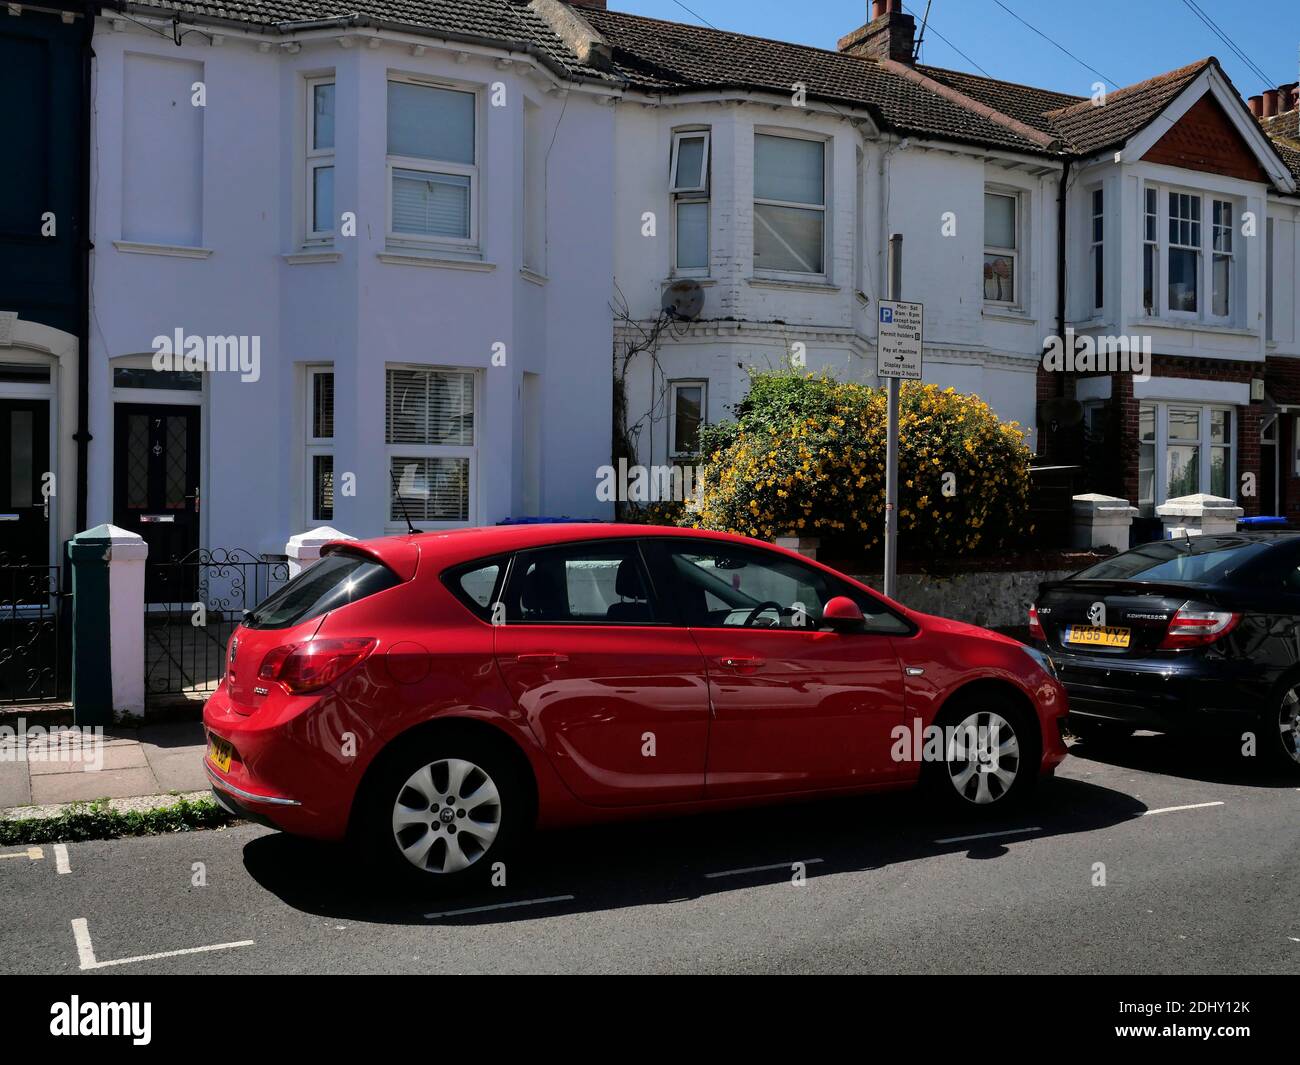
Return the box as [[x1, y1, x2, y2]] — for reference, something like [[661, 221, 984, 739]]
[[10, 0, 1300, 580]]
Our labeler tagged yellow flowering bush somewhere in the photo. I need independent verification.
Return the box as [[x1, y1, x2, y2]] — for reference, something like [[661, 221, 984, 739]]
[[688, 371, 1032, 558]]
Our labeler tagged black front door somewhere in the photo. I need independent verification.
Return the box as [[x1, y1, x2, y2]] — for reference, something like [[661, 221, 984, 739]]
[[114, 405, 200, 601], [0, 398, 50, 564]]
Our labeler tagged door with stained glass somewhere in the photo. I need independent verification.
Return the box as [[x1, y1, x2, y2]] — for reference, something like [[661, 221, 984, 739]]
[[113, 404, 200, 601]]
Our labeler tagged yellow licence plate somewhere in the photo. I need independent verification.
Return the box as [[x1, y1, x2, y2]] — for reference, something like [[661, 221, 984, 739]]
[[208, 736, 233, 773], [1065, 625, 1131, 648]]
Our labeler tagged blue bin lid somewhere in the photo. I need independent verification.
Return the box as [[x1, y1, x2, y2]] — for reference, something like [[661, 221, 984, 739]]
[[1239, 516, 1287, 526]]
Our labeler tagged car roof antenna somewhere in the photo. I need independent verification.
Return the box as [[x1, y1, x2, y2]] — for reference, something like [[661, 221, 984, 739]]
[[389, 468, 418, 535]]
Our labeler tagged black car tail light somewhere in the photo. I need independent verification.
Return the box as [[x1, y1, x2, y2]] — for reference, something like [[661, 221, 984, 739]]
[[1028, 604, 1045, 641], [1157, 604, 1241, 650]]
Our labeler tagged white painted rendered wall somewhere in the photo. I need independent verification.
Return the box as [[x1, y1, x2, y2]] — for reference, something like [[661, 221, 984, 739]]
[[613, 97, 1059, 468], [89, 20, 615, 559]]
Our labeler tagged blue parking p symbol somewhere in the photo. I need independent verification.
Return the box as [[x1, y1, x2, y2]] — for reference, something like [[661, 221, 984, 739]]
[[880, 307, 893, 324]]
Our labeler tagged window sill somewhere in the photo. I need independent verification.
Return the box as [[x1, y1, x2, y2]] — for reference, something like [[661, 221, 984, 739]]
[[981, 306, 1032, 322], [113, 240, 213, 260], [520, 268, 548, 286], [283, 250, 342, 265], [747, 276, 839, 294], [1140, 318, 1258, 337], [377, 251, 496, 272]]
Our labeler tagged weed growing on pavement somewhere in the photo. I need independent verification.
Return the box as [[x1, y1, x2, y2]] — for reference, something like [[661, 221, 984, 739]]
[[0, 797, 231, 846]]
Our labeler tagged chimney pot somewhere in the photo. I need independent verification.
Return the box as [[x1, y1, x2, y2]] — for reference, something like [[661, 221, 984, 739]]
[[872, 0, 886, 17], [1262, 88, 1279, 117], [1248, 94, 1263, 117], [1280, 83, 1298, 112]]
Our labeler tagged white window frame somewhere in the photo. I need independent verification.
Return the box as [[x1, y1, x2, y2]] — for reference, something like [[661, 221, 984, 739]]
[[1210, 198, 1233, 323], [671, 128, 711, 277], [669, 130, 710, 194], [1089, 187, 1104, 312], [305, 76, 335, 245], [385, 76, 481, 252], [983, 188, 1020, 307], [1167, 191, 1202, 319], [1139, 400, 1236, 511], [668, 379, 708, 458], [753, 129, 828, 280], [305, 365, 334, 524], [1142, 186, 1159, 316], [384, 364, 479, 530]]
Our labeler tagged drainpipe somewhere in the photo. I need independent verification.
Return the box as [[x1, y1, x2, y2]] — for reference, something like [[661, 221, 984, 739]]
[[1055, 156, 1071, 373], [74, 1, 94, 535]]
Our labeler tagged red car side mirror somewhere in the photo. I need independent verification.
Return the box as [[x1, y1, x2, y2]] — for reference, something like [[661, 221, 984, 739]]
[[822, 596, 866, 632]]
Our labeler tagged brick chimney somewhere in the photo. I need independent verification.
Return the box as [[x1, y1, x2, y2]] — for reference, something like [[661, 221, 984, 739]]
[[838, 0, 917, 64]]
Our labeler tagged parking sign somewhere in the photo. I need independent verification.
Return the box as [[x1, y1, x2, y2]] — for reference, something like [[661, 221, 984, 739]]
[[877, 299, 923, 380]]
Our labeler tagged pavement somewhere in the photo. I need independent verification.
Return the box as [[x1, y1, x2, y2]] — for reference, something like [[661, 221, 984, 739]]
[[0, 721, 209, 816], [1, 732, 1297, 974]]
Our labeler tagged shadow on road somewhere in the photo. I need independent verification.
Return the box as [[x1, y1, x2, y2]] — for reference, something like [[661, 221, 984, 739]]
[[240, 774, 1145, 926], [1067, 731, 1300, 788]]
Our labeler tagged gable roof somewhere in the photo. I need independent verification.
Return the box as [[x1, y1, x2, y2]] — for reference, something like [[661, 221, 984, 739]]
[[1042, 58, 1212, 154], [578, 7, 1058, 155]]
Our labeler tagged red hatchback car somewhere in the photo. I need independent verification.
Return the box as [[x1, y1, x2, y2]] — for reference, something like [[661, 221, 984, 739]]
[[203, 525, 1067, 886]]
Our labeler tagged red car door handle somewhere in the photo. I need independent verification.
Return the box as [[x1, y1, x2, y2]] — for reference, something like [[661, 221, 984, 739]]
[[515, 652, 570, 666], [720, 656, 766, 670]]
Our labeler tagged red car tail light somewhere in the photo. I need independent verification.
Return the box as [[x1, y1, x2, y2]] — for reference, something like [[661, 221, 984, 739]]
[[1157, 605, 1241, 650], [1028, 604, 1045, 641], [258, 638, 377, 693]]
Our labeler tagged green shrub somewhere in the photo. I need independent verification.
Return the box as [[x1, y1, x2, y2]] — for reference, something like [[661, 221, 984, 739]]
[[687, 370, 1033, 558]]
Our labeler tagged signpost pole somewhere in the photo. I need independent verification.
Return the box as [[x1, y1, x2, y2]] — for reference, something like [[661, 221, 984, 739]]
[[884, 234, 902, 600]]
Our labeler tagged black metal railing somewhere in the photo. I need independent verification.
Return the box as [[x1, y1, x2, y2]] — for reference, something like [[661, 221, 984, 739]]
[[144, 548, 289, 698], [0, 556, 65, 705]]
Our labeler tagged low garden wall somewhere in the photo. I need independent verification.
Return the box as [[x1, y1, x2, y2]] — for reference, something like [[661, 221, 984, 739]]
[[854, 569, 1075, 632]]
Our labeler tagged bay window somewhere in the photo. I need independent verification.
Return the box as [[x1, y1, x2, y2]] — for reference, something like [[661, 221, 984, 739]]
[[1211, 199, 1232, 319], [1138, 401, 1235, 512], [983, 191, 1018, 304], [385, 367, 476, 526], [1089, 187, 1104, 311], [387, 80, 478, 246], [306, 78, 335, 242], [671, 130, 710, 274], [1142, 187, 1158, 314], [753, 133, 825, 275], [1168, 192, 1201, 313], [1144, 185, 1240, 322]]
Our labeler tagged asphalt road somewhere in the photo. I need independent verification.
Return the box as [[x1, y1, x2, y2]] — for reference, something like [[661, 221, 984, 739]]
[[2, 736, 1298, 975]]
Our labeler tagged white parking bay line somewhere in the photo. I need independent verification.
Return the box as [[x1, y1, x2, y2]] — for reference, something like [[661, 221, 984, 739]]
[[934, 827, 1043, 845], [0, 847, 43, 861], [54, 844, 70, 875], [704, 858, 824, 879], [424, 895, 576, 920], [71, 918, 253, 971], [1142, 801, 1225, 817]]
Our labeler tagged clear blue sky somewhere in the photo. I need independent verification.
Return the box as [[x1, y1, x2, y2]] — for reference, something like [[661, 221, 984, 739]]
[[612, 0, 1299, 98]]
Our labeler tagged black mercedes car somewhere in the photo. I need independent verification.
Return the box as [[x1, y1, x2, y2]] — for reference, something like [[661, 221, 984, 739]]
[[1030, 533, 1300, 773]]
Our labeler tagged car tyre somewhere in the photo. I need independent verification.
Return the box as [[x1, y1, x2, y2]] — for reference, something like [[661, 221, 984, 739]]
[[924, 694, 1040, 815], [1261, 684, 1300, 776], [361, 731, 532, 892]]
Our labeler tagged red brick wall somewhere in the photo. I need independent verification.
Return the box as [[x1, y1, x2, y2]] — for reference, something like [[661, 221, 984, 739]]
[[1110, 356, 1263, 515]]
